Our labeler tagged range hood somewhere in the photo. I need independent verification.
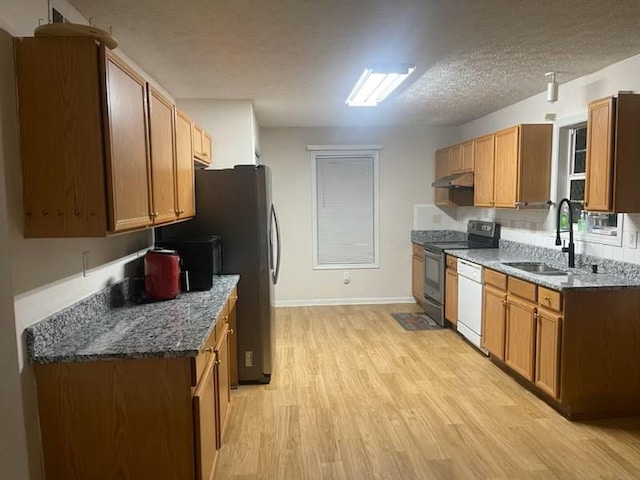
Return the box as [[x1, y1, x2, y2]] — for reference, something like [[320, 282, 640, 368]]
[[431, 172, 474, 189]]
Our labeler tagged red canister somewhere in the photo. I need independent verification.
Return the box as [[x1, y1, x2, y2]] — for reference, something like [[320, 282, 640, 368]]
[[144, 249, 181, 300]]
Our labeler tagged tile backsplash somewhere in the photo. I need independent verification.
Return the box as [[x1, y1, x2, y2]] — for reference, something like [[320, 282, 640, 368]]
[[414, 204, 640, 266]]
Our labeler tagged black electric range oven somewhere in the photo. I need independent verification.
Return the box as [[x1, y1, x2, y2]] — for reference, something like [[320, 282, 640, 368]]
[[422, 220, 500, 327]]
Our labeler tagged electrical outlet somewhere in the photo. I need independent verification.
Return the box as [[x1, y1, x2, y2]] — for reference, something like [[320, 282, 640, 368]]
[[244, 350, 254, 367], [626, 230, 638, 249], [343, 271, 351, 284]]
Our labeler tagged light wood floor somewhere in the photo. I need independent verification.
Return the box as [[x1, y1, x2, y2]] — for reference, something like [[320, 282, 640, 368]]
[[215, 304, 640, 479]]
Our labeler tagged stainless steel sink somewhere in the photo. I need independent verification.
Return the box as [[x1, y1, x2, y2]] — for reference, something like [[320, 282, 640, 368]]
[[502, 262, 568, 276]]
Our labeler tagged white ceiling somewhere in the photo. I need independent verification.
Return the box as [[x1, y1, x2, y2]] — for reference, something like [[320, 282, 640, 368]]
[[68, 0, 640, 127]]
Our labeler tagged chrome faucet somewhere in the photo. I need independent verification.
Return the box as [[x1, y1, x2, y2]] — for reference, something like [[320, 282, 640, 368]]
[[555, 198, 575, 268]]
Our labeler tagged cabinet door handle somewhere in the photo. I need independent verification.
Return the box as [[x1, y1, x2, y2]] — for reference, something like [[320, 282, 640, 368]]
[[205, 347, 214, 353], [229, 329, 234, 335], [544, 295, 551, 302], [179, 209, 185, 214], [533, 312, 539, 320], [501, 299, 508, 305]]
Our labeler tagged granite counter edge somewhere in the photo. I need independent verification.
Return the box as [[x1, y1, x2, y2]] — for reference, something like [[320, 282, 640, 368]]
[[28, 275, 240, 365], [445, 250, 640, 291]]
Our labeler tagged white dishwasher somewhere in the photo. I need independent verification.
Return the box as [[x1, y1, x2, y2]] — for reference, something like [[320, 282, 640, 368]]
[[457, 259, 488, 354]]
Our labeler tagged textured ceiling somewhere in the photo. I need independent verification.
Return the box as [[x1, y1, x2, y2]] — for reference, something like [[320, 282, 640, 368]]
[[67, 0, 640, 127]]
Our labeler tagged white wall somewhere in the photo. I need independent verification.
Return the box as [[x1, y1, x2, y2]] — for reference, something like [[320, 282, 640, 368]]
[[262, 126, 456, 305], [0, 26, 30, 480], [0, 2, 179, 478], [178, 99, 258, 168], [451, 52, 640, 266]]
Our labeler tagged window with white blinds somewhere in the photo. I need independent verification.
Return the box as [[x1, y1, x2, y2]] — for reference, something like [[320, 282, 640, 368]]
[[309, 147, 380, 269]]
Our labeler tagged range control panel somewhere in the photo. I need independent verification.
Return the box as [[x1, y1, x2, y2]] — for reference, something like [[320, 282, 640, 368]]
[[467, 220, 500, 239]]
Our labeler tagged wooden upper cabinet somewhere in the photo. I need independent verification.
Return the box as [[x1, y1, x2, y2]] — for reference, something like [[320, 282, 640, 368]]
[[434, 148, 451, 206], [493, 124, 552, 208], [147, 86, 177, 225], [193, 123, 211, 167], [585, 97, 614, 212], [494, 126, 519, 208], [15, 37, 191, 237], [449, 144, 462, 174], [175, 110, 196, 219], [474, 134, 495, 207], [193, 124, 204, 156], [101, 50, 153, 232], [15, 37, 109, 237], [461, 140, 474, 173], [203, 132, 212, 163], [585, 94, 640, 213]]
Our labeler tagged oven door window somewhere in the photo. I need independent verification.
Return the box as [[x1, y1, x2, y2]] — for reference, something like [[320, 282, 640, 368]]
[[423, 253, 442, 302]]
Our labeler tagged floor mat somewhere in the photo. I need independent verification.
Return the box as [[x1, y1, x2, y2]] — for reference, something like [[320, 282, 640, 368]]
[[391, 312, 444, 331]]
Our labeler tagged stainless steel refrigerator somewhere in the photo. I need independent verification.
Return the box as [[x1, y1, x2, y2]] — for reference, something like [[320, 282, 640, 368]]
[[157, 165, 280, 384]]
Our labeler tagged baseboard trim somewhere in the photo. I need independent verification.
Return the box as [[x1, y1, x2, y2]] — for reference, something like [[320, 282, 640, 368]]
[[274, 297, 416, 307]]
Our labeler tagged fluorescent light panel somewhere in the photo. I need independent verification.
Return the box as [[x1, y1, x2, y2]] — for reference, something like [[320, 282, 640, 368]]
[[346, 64, 415, 107]]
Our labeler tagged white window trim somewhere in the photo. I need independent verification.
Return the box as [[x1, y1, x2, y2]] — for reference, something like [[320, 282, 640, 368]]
[[553, 114, 623, 247], [309, 146, 381, 270]]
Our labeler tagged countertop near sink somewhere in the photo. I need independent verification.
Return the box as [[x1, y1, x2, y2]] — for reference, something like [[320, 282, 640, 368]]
[[446, 249, 640, 291], [26, 275, 240, 364]]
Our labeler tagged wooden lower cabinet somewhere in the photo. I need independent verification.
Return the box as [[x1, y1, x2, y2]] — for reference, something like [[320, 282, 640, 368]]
[[504, 295, 537, 381], [535, 308, 562, 399], [445, 268, 458, 325], [411, 243, 424, 303], [482, 285, 507, 360], [194, 350, 219, 480], [33, 295, 239, 479], [215, 323, 231, 449], [481, 272, 640, 419]]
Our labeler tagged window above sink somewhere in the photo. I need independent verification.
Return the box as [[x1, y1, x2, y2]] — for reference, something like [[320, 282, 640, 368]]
[[556, 115, 624, 247]]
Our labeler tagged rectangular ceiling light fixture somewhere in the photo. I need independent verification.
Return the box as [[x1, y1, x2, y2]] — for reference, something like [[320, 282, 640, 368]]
[[346, 64, 415, 107]]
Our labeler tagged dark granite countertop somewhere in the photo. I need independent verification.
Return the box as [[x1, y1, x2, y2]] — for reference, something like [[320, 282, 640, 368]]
[[447, 249, 640, 291], [26, 275, 239, 364]]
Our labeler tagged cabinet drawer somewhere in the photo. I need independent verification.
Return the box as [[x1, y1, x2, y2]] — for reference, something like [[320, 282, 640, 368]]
[[215, 306, 229, 338], [446, 255, 457, 270], [538, 287, 562, 312], [412, 242, 423, 256], [508, 277, 537, 302], [192, 329, 216, 387], [485, 269, 507, 290], [227, 286, 238, 313]]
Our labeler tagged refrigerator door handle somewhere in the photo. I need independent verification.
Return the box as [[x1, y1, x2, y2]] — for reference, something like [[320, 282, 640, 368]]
[[270, 204, 281, 285]]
